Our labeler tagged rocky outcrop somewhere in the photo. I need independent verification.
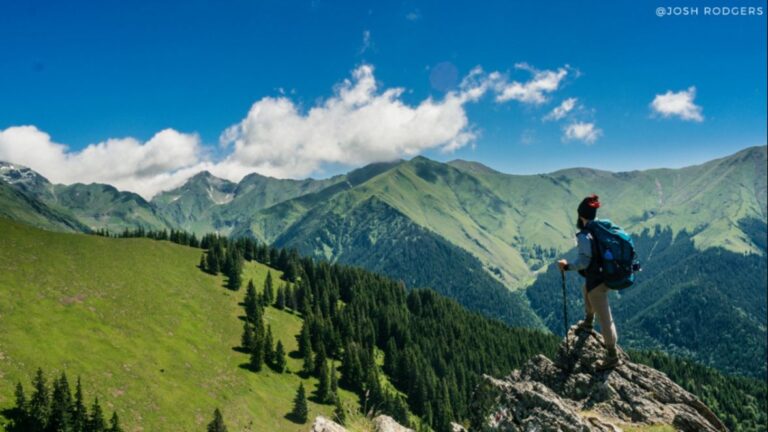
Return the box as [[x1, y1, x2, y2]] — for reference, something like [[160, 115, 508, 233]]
[[310, 416, 347, 432], [373, 414, 415, 432], [470, 326, 727, 432], [309, 414, 414, 432]]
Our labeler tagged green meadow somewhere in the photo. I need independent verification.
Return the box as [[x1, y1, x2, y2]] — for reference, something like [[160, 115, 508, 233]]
[[0, 218, 367, 431]]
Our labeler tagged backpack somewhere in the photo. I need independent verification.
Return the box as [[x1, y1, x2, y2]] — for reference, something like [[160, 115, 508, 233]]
[[585, 219, 640, 289]]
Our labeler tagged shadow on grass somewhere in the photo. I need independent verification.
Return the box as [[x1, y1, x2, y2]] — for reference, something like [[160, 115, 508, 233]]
[[232, 346, 250, 354], [283, 411, 307, 425], [288, 350, 302, 359]]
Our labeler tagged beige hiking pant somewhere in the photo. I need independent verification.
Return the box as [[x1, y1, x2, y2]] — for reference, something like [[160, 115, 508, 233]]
[[582, 283, 617, 350]]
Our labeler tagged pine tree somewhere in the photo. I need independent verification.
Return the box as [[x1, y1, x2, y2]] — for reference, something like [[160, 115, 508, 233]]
[[29, 368, 50, 432], [13, 382, 28, 429], [330, 362, 338, 395], [250, 336, 264, 372], [226, 248, 243, 290], [207, 408, 228, 432], [205, 250, 220, 275], [333, 397, 346, 426], [275, 285, 286, 310], [287, 286, 297, 311], [199, 253, 207, 271], [263, 325, 275, 366], [71, 377, 87, 432], [291, 383, 308, 423], [241, 321, 254, 351], [313, 344, 327, 377], [49, 372, 73, 432], [264, 271, 274, 305], [108, 412, 123, 432], [244, 282, 261, 323], [274, 341, 287, 373], [88, 397, 106, 432], [297, 322, 311, 359], [316, 358, 332, 404], [302, 347, 314, 376]]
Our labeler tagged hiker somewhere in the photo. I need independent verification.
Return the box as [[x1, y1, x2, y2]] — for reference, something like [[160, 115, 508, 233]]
[[557, 194, 620, 370]]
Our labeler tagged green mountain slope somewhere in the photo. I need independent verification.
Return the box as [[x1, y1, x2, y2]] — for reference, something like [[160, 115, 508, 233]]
[[0, 218, 363, 431], [152, 171, 345, 235], [0, 161, 171, 232], [273, 196, 543, 328], [0, 183, 88, 233]]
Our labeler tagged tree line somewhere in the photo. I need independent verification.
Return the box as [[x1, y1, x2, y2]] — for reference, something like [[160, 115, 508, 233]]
[[8, 368, 122, 432]]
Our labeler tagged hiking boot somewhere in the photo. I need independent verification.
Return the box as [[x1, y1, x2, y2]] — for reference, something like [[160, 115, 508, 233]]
[[576, 320, 593, 333], [576, 316, 594, 333], [595, 347, 621, 371]]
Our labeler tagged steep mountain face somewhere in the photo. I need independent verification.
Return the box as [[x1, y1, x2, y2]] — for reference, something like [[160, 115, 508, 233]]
[[274, 195, 542, 328], [0, 161, 171, 231], [152, 170, 345, 235], [470, 327, 728, 432], [0, 182, 88, 233]]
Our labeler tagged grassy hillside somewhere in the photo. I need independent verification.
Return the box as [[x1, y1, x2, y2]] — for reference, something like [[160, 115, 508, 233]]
[[0, 218, 365, 431]]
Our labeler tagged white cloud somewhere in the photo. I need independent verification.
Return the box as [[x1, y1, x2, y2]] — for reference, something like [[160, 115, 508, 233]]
[[544, 97, 577, 121], [494, 63, 569, 104], [563, 122, 602, 144], [0, 126, 204, 198], [0, 62, 574, 198], [217, 64, 482, 180], [650, 86, 703, 122]]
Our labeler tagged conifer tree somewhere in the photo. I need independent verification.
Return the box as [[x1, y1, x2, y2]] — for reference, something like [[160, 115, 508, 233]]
[[226, 247, 243, 291], [199, 253, 207, 271], [275, 285, 286, 310], [13, 382, 28, 429], [274, 341, 287, 373], [302, 347, 314, 377], [205, 251, 220, 275], [264, 271, 274, 305], [241, 321, 254, 351], [316, 358, 332, 404], [29, 368, 50, 432], [49, 372, 73, 432], [297, 322, 311, 359], [250, 336, 264, 372], [264, 325, 275, 366], [207, 408, 228, 432], [89, 397, 106, 432], [291, 383, 308, 424], [330, 362, 338, 395], [108, 412, 123, 432], [71, 377, 87, 432], [314, 344, 327, 377], [333, 397, 346, 426]]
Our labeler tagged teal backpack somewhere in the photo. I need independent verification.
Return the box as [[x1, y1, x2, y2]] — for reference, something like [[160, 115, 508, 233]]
[[586, 219, 640, 289]]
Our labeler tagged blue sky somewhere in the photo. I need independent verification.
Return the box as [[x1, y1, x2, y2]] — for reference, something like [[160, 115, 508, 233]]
[[0, 0, 765, 196]]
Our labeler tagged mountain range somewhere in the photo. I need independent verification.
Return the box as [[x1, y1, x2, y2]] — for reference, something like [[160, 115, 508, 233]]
[[1, 146, 766, 377]]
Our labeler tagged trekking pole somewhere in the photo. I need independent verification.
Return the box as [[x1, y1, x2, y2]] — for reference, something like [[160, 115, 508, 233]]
[[561, 270, 569, 352]]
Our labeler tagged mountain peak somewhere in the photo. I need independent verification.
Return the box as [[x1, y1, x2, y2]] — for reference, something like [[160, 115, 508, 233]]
[[470, 327, 727, 431]]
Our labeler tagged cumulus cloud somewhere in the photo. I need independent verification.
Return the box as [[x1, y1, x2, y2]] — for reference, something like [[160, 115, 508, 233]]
[[563, 122, 602, 144], [494, 63, 569, 104], [0, 62, 574, 198], [544, 97, 577, 121], [650, 86, 703, 122], [0, 126, 204, 198], [216, 64, 484, 180]]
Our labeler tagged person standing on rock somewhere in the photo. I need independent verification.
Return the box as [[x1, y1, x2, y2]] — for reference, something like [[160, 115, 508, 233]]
[[557, 194, 620, 371]]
